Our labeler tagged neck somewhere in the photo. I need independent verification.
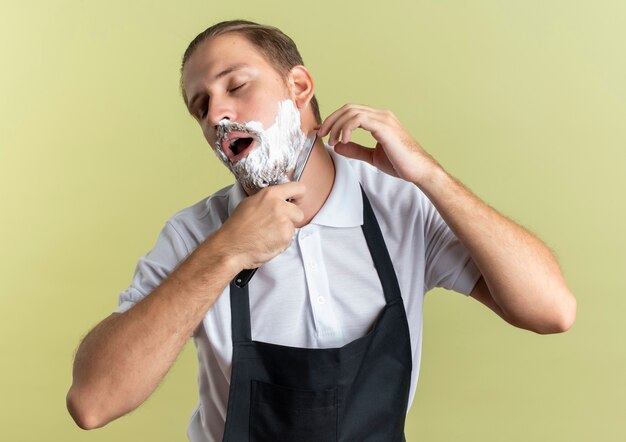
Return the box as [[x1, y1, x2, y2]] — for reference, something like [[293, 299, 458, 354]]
[[295, 139, 335, 226]]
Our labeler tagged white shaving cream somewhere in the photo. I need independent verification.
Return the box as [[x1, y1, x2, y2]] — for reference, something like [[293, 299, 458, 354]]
[[214, 99, 307, 192]]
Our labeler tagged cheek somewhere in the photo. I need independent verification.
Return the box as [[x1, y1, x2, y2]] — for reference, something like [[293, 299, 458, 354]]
[[202, 125, 217, 148], [244, 88, 288, 128], [243, 101, 273, 127]]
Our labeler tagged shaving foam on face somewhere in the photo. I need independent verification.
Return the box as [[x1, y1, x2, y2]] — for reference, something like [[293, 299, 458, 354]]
[[214, 99, 307, 192]]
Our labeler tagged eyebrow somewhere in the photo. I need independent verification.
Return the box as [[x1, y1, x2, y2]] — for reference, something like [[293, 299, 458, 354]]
[[187, 63, 249, 113]]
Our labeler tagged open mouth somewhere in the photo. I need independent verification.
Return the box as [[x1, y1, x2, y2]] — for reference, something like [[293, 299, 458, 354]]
[[222, 133, 257, 163]]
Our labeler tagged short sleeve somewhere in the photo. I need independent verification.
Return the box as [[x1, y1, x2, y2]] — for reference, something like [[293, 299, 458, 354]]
[[422, 198, 482, 296], [115, 220, 190, 313]]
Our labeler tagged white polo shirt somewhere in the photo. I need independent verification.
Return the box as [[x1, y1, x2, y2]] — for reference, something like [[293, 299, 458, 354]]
[[116, 148, 482, 442]]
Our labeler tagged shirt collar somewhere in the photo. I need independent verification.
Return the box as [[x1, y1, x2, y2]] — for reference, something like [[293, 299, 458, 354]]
[[226, 147, 364, 227], [227, 180, 247, 217], [310, 147, 363, 227]]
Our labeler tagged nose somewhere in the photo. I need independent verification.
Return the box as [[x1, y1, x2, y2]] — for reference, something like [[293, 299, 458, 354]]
[[206, 96, 236, 130]]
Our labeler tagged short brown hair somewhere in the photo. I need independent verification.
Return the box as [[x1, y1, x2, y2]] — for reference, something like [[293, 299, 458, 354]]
[[180, 20, 321, 123]]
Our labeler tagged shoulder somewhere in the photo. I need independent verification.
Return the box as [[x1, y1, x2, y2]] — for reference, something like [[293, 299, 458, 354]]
[[340, 153, 431, 222], [164, 183, 237, 250], [169, 183, 233, 223]]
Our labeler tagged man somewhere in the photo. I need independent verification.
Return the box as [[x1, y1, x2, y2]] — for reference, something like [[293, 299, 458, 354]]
[[67, 20, 576, 441]]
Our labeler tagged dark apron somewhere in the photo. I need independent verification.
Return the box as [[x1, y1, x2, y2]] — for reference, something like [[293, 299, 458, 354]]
[[222, 187, 412, 442]]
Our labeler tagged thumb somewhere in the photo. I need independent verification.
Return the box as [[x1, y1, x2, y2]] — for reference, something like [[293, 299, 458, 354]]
[[333, 141, 375, 165]]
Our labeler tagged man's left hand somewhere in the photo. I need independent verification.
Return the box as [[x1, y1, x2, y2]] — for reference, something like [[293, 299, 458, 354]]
[[317, 104, 439, 185]]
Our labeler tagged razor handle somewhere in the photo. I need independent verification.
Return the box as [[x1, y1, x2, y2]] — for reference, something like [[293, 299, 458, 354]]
[[234, 268, 257, 288]]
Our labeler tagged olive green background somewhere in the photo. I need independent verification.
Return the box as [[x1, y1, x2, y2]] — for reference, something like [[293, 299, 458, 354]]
[[1, 0, 624, 440]]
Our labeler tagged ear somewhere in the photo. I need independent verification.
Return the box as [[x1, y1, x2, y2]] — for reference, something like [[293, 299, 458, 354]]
[[287, 65, 315, 111]]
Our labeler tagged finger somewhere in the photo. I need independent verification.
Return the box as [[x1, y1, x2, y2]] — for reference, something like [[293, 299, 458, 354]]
[[326, 108, 391, 147], [326, 109, 369, 146], [318, 103, 370, 137], [333, 141, 374, 165], [268, 181, 307, 200], [282, 200, 305, 224], [318, 104, 350, 137]]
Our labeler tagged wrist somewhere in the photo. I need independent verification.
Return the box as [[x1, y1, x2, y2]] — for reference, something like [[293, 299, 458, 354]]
[[410, 158, 448, 193], [202, 230, 245, 278]]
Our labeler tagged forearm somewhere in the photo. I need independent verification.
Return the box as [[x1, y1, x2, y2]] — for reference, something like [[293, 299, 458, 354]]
[[417, 164, 576, 332], [67, 233, 240, 429]]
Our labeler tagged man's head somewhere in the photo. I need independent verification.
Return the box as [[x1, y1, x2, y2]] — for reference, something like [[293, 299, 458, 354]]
[[181, 20, 320, 124], [180, 20, 320, 193]]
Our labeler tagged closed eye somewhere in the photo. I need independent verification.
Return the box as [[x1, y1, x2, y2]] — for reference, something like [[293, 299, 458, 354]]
[[195, 82, 247, 120], [229, 83, 246, 93]]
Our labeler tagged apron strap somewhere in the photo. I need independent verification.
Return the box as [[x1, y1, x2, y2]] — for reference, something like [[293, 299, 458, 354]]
[[360, 186, 403, 304], [230, 282, 252, 343]]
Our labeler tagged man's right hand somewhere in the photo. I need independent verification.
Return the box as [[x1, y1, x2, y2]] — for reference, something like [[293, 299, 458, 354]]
[[214, 182, 306, 271], [66, 182, 306, 430]]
